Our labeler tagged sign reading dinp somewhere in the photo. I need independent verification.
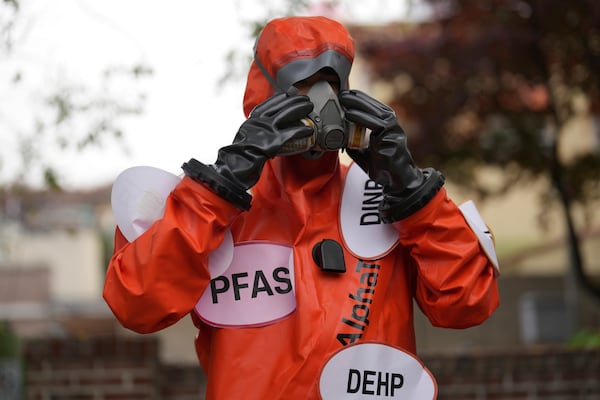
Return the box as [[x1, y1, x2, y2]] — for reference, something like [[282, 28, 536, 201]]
[[340, 163, 398, 260], [319, 342, 437, 399]]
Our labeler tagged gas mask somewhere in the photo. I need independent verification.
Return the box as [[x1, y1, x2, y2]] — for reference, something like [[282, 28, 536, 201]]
[[279, 81, 369, 156]]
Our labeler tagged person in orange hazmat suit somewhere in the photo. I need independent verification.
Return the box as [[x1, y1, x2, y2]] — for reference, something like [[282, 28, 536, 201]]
[[104, 16, 500, 400]]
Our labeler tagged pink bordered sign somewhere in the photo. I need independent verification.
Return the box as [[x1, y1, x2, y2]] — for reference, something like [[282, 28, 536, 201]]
[[340, 163, 399, 260], [319, 341, 437, 400], [194, 241, 296, 328]]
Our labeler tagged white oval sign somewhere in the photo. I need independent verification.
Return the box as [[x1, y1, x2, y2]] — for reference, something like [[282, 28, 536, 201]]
[[111, 166, 181, 242], [319, 342, 437, 400], [340, 163, 399, 260], [458, 200, 500, 275], [195, 242, 296, 328]]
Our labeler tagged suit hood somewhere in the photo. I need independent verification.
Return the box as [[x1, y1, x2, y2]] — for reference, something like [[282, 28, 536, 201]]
[[243, 16, 355, 117]]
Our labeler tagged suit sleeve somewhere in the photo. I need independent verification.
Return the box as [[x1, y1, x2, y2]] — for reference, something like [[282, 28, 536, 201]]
[[103, 177, 241, 333], [396, 188, 500, 328]]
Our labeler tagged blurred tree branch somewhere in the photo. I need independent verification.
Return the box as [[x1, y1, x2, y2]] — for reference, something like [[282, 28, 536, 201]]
[[0, 0, 152, 190]]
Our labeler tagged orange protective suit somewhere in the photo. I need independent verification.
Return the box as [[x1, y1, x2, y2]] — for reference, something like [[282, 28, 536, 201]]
[[104, 16, 499, 400]]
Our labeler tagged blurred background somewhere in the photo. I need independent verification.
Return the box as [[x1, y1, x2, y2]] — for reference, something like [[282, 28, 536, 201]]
[[1, 0, 599, 399]]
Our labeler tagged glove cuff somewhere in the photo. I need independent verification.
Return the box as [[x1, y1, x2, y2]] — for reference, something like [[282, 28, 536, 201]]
[[181, 158, 252, 211], [379, 168, 445, 223]]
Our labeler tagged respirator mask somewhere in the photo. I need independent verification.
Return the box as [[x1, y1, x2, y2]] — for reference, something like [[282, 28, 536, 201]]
[[279, 81, 369, 156]]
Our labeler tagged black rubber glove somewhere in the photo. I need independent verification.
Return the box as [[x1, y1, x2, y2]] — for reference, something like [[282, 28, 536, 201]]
[[339, 89, 445, 222], [182, 92, 314, 210]]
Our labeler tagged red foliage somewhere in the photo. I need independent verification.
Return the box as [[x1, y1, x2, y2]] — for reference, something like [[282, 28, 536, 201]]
[[350, 0, 600, 186]]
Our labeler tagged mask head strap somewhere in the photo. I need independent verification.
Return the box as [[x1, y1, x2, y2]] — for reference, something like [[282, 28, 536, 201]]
[[253, 39, 285, 93]]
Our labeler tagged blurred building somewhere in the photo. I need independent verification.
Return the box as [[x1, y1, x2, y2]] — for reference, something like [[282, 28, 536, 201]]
[[0, 185, 203, 365], [0, 187, 115, 339]]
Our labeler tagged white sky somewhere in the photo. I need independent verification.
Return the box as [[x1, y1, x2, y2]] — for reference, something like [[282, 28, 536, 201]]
[[1, 0, 427, 190]]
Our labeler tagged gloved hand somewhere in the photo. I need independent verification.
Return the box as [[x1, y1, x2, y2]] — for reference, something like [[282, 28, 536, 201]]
[[339, 89, 444, 222], [182, 92, 314, 210]]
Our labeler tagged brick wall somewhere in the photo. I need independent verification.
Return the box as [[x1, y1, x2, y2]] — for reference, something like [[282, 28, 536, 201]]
[[22, 336, 599, 399], [422, 347, 600, 400], [23, 336, 206, 400], [24, 336, 160, 399]]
